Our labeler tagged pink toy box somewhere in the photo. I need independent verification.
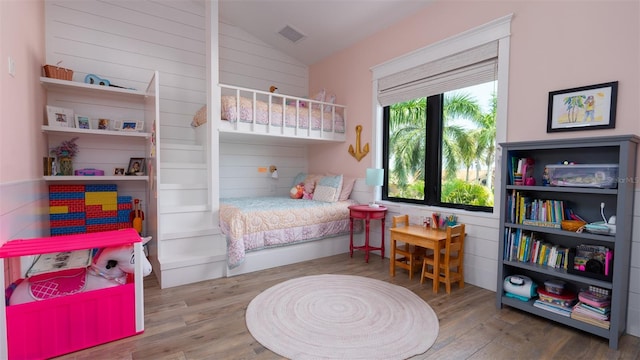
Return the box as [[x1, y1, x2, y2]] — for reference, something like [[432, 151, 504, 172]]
[[0, 229, 145, 360]]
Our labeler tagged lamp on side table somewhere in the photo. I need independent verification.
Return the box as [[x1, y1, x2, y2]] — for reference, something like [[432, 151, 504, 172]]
[[366, 168, 384, 208]]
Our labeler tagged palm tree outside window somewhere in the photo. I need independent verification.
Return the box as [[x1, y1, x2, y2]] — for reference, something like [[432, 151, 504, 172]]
[[383, 80, 497, 212]]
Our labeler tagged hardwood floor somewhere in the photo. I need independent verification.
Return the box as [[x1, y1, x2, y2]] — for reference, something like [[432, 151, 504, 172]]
[[55, 253, 640, 360]]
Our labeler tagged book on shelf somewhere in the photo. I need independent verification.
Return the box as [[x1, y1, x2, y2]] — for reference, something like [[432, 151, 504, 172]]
[[533, 299, 572, 317], [576, 301, 610, 316], [503, 229, 570, 269], [510, 156, 534, 185], [571, 306, 611, 329], [507, 190, 567, 226]]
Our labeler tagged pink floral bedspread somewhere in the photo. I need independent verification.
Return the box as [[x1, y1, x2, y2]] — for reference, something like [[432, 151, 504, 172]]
[[221, 95, 345, 133], [220, 197, 359, 268]]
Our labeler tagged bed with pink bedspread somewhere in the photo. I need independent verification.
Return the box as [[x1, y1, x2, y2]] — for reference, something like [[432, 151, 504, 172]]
[[196, 84, 347, 141], [220, 196, 359, 268]]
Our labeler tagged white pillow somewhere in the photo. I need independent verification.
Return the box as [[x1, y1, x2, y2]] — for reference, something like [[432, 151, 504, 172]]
[[313, 174, 343, 202]]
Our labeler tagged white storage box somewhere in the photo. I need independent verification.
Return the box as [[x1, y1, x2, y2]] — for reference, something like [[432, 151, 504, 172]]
[[547, 164, 618, 188]]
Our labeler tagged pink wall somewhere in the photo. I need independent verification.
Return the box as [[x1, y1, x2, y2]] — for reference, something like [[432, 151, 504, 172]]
[[309, 1, 640, 177], [0, 0, 46, 183]]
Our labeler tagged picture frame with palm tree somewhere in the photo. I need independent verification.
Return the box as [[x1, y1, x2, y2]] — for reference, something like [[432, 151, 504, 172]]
[[547, 81, 618, 133]]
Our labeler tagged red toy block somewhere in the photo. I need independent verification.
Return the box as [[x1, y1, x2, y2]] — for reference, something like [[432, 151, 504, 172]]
[[85, 205, 117, 219], [86, 224, 119, 233], [67, 204, 86, 213], [118, 203, 133, 210], [49, 185, 85, 193], [50, 219, 85, 228], [49, 199, 84, 207]]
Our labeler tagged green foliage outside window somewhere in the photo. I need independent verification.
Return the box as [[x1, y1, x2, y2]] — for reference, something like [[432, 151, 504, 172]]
[[386, 81, 497, 210]]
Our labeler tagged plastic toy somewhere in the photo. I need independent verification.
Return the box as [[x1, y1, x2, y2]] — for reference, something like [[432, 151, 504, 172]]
[[7, 236, 152, 305]]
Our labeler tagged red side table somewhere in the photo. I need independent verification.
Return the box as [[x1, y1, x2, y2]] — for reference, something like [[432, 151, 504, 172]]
[[348, 204, 387, 262]]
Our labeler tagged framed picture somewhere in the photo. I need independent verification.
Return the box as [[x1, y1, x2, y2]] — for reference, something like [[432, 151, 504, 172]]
[[74, 115, 92, 130], [127, 158, 146, 175], [46, 106, 74, 128], [113, 167, 125, 176], [547, 81, 618, 133], [118, 120, 144, 132], [97, 118, 110, 130]]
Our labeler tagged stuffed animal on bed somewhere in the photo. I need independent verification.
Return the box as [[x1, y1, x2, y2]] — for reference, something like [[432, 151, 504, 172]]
[[6, 236, 152, 305], [290, 183, 304, 199]]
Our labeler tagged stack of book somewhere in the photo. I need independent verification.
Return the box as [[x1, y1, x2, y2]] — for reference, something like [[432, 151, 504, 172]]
[[507, 190, 567, 225], [533, 288, 577, 317], [571, 286, 611, 329], [503, 228, 570, 269]]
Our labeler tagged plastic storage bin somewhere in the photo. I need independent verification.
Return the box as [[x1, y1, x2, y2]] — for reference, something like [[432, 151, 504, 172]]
[[544, 279, 566, 295], [546, 164, 618, 188]]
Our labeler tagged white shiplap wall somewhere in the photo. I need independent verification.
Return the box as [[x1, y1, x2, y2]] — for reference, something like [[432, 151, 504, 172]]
[[219, 20, 309, 97], [45, 0, 207, 145], [219, 137, 308, 198], [218, 20, 311, 196]]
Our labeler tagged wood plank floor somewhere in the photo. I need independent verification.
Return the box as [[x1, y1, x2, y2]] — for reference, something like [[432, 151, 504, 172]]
[[55, 253, 640, 360]]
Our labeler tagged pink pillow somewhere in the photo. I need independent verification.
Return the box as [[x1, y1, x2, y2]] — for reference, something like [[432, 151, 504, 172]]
[[303, 174, 323, 195], [324, 93, 336, 112], [311, 89, 326, 110], [339, 177, 356, 201]]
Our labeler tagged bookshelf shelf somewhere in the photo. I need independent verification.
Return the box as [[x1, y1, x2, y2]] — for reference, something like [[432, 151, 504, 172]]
[[496, 135, 639, 350], [500, 296, 611, 338]]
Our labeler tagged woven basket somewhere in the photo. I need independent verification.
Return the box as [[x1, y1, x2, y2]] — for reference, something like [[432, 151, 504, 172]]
[[561, 220, 586, 232], [43, 64, 73, 81]]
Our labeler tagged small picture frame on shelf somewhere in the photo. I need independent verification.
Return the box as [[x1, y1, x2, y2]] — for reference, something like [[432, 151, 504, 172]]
[[127, 158, 146, 175], [74, 115, 92, 130], [117, 120, 144, 132], [46, 106, 74, 128], [113, 167, 125, 176], [98, 118, 110, 130]]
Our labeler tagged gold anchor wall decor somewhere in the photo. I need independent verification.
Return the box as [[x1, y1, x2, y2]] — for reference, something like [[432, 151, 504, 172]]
[[348, 125, 369, 162]]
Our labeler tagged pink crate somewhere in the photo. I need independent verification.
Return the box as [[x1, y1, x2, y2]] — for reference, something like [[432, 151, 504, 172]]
[[6, 285, 138, 359], [0, 229, 143, 359]]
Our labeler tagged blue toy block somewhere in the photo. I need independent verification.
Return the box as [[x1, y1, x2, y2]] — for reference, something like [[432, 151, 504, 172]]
[[50, 212, 86, 221], [86, 217, 118, 225], [118, 196, 132, 203], [50, 226, 86, 236], [85, 184, 117, 192], [49, 192, 85, 200]]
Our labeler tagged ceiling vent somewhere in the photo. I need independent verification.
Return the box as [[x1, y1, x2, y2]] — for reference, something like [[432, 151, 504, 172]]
[[278, 25, 306, 43]]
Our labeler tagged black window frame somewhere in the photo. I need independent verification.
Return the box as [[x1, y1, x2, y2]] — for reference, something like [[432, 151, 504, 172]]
[[382, 94, 492, 213]]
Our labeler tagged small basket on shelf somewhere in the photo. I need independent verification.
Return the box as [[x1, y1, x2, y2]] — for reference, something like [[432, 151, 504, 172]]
[[43, 62, 73, 81], [561, 220, 586, 232]]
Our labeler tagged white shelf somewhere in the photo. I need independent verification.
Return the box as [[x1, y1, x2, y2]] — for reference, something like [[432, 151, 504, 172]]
[[40, 76, 146, 97], [42, 125, 150, 138], [44, 175, 149, 181]]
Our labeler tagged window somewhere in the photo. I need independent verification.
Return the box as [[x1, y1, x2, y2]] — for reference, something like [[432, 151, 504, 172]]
[[383, 80, 497, 212], [371, 15, 512, 213]]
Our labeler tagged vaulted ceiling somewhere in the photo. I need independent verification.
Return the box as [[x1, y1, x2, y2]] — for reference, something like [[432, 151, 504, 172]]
[[219, 0, 434, 66]]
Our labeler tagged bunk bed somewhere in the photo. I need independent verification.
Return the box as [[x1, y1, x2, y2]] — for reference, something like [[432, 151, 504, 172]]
[[191, 85, 357, 276], [192, 84, 347, 142]]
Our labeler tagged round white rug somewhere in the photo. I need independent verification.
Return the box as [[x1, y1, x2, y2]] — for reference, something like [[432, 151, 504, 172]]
[[246, 274, 439, 360]]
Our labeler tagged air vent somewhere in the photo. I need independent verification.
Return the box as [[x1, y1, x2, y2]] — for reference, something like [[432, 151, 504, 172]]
[[278, 25, 306, 43]]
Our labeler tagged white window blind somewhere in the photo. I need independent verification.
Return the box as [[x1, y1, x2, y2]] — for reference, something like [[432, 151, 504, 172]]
[[378, 41, 498, 106]]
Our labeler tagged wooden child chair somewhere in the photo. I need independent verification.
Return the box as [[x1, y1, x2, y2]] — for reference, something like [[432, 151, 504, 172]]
[[420, 223, 465, 293], [391, 215, 426, 280]]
